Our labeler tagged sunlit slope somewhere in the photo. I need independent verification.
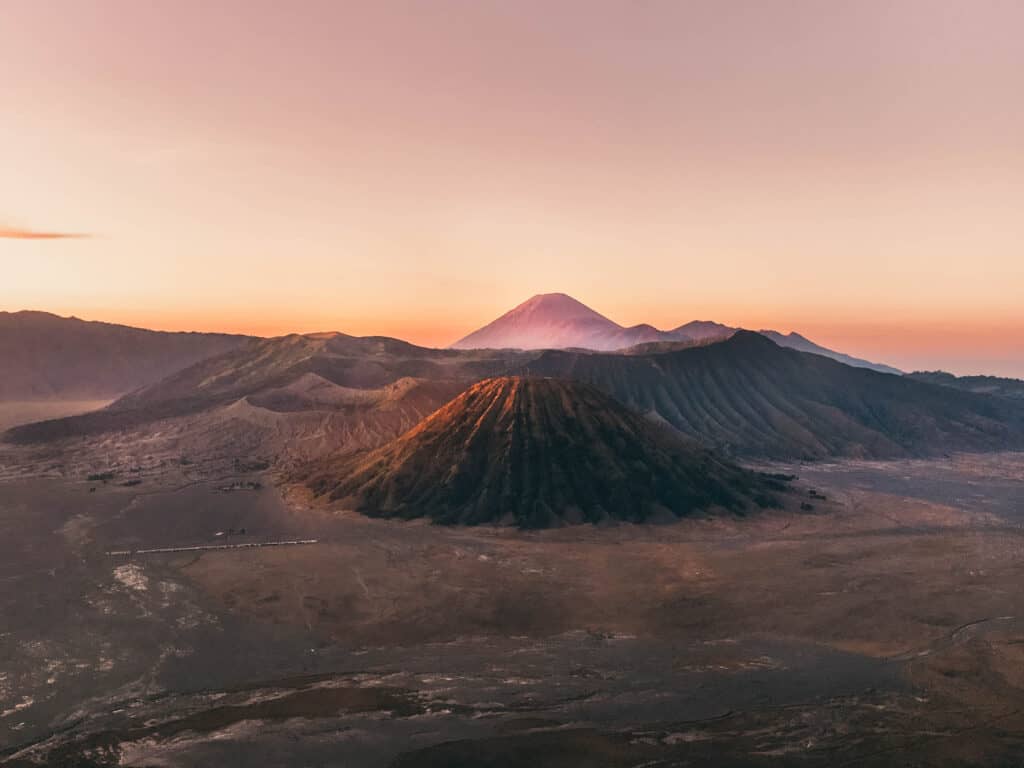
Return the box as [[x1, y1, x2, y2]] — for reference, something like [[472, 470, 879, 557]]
[[310, 376, 787, 527], [4, 333, 531, 443]]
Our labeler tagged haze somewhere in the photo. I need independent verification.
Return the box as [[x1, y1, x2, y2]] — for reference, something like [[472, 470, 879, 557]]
[[2, 0, 1022, 376]]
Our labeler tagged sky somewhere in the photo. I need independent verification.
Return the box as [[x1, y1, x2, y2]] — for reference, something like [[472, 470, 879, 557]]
[[2, 0, 1022, 376]]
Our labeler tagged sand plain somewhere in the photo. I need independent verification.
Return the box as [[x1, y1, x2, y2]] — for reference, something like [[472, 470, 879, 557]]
[[1, 454, 1022, 766]]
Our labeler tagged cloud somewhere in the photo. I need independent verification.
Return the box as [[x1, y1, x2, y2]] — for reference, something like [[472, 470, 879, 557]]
[[0, 225, 89, 240]]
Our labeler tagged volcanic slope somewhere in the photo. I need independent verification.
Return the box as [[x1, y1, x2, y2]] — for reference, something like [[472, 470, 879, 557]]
[[4, 333, 534, 444], [0, 310, 251, 400], [521, 331, 1024, 460], [449, 292, 662, 352], [309, 376, 786, 528]]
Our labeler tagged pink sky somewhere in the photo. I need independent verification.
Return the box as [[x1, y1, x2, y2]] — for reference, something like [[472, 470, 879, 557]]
[[2, 1, 1022, 375]]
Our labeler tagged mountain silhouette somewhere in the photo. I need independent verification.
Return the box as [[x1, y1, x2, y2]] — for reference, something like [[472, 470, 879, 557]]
[[450, 293, 899, 373]]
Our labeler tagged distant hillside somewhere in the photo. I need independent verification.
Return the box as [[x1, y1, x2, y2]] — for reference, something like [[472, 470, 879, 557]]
[[758, 330, 902, 376], [0, 311, 252, 400], [308, 377, 788, 527], [619, 337, 732, 356], [110, 332, 530, 413], [520, 332, 1024, 460], [3, 333, 533, 443], [8, 326, 1020, 463], [906, 371, 1024, 401], [450, 293, 900, 373]]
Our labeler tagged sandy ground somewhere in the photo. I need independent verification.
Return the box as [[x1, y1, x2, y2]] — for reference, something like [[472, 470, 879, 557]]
[[1, 454, 1023, 766]]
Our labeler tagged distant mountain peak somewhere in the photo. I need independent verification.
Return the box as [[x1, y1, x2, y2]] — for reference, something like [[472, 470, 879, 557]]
[[450, 293, 622, 351], [498, 292, 613, 321], [523, 291, 583, 304], [450, 294, 899, 372], [761, 330, 810, 343]]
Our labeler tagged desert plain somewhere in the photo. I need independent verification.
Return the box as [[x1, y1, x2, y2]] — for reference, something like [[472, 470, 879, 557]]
[[2, 446, 1023, 766]]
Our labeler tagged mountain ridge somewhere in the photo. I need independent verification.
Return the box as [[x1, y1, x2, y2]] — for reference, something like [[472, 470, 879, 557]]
[[2, 333, 534, 444], [905, 371, 1024, 401], [7, 329, 1021, 461], [450, 293, 900, 374], [0, 310, 254, 400], [519, 331, 1024, 460]]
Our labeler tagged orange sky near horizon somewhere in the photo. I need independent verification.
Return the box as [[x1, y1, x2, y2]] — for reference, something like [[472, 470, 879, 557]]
[[2, 1, 1023, 376]]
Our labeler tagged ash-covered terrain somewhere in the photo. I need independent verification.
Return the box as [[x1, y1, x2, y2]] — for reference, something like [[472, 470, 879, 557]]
[[2, 303, 1024, 766], [2, 454, 1024, 766]]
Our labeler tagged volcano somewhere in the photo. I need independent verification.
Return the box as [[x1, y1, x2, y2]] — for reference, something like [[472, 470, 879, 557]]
[[449, 293, 652, 352], [309, 376, 784, 527], [449, 293, 900, 373]]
